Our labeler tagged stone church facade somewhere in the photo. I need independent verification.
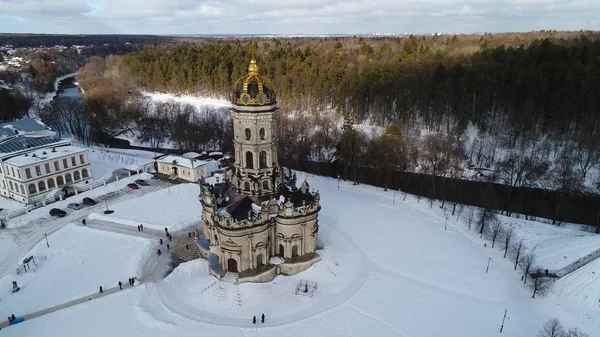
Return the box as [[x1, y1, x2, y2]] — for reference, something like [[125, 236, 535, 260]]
[[198, 59, 321, 283]]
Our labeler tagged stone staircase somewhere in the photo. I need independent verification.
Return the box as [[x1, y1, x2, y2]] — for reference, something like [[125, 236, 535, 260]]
[[222, 272, 238, 283], [553, 247, 600, 278], [171, 237, 201, 262]]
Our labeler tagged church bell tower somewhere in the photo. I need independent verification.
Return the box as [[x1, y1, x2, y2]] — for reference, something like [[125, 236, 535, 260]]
[[230, 59, 282, 197]]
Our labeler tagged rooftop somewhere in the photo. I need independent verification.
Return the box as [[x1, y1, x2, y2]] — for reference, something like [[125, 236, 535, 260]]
[[157, 155, 208, 169], [0, 136, 66, 157], [0, 118, 52, 140], [5, 145, 87, 167]]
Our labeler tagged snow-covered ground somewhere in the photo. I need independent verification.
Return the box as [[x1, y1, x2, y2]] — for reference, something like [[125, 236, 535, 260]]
[[498, 216, 600, 270], [0, 224, 153, 314], [84, 145, 158, 181], [2, 171, 599, 336], [88, 183, 203, 231], [116, 92, 230, 149]]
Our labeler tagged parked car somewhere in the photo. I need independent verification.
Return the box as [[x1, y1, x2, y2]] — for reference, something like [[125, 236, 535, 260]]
[[68, 203, 83, 210], [49, 208, 67, 217], [134, 179, 150, 186], [127, 183, 139, 190], [82, 197, 96, 206]]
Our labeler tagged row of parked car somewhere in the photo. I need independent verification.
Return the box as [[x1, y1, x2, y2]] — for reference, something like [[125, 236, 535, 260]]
[[49, 197, 96, 217], [49, 179, 151, 217]]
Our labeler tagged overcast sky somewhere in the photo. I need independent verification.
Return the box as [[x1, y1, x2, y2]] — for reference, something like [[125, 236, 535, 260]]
[[0, 0, 598, 35]]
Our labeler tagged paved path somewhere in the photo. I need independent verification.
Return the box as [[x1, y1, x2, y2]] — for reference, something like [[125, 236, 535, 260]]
[[0, 217, 202, 331], [0, 282, 137, 330]]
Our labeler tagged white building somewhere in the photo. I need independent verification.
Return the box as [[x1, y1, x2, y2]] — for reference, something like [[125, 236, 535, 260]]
[[156, 155, 209, 182], [0, 145, 92, 204]]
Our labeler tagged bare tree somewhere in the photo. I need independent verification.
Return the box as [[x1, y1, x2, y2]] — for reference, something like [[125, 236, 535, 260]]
[[537, 319, 564, 337], [477, 208, 496, 237], [512, 239, 525, 270], [520, 252, 535, 284], [488, 219, 503, 248], [467, 210, 474, 230], [546, 153, 585, 225], [530, 275, 552, 298], [564, 328, 590, 337], [503, 227, 514, 258]]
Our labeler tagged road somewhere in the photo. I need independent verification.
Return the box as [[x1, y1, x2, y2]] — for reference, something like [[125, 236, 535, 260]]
[[0, 177, 172, 278]]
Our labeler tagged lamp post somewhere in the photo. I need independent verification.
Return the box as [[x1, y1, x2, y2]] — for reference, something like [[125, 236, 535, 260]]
[[105, 199, 109, 212], [486, 257, 492, 273], [337, 175, 341, 190], [444, 215, 448, 231], [45, 233, 49, 248], [499, 309, 508, 332]]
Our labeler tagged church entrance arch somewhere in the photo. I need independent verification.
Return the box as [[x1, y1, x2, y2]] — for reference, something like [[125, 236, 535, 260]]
[[278, 244, 285, 258], [227, 258, 238, 273], [292, 245, 299, 258], [257, 254, 263, 266]]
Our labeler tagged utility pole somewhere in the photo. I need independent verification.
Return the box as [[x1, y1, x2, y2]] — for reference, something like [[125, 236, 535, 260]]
[[444, 215, 448, 231], [337, 175, 340, 190], [45, 233, 49, 248], [500, 309, 508, 332], [486, 257, 492, 273]]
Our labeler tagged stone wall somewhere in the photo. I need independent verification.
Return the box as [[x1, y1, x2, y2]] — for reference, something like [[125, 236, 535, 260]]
[[278, 255, 322, 275]]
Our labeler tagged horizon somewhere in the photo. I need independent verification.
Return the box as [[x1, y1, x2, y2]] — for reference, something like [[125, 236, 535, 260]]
[[1, 0, 598, 35]]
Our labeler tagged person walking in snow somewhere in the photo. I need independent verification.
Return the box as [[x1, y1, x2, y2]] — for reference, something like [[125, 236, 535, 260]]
[[128, 278, 132, 286], [82, 219, 86, 225], [157, 249, 162, 256], [160, 238, 163, 245], [188, 232, 191, 238], [253, 316, 256, 324], [165, 227, 168, 235], [261, 313, 265, 323], [167, 244, 170, 250], [118, 281, 123, 290], [99, 286, 103, 294], [168, 234, 172, 242], [140, 224, 144, 231], [137, 225, 141, 232]]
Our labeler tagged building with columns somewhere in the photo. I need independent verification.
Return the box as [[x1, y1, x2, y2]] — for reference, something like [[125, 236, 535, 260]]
[[198, 59, 321, 283]]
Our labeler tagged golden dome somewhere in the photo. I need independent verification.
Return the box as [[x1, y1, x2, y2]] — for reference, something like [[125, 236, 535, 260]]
[[233, 59, 277, 106]]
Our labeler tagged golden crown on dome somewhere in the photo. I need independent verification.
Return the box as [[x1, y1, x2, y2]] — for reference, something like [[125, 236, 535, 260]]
[[233, 59, 277, 106]]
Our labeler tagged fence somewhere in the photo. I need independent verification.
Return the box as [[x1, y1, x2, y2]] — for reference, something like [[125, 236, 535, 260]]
[[295, 279, 318, 298], [6, 169, 144, 220], [16, 255, 47, 275]]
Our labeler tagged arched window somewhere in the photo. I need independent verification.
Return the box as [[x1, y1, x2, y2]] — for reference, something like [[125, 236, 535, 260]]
[[38, 181, 46, 192], [259, 128, 265, 140], [246, 151, 254, 169], [65, 173, 73, 184], [28, 184, 37, 195], [20, 185, 25, 195], [244, 182, 251, 191], [82, 168, 89, 179], [245, 128, 251, 140], [56, 176, 65, 186], [9, 181, 13, 191], [259, 151, 267, 169], [47, 178, 56, 189], [262, 180, 269, 190], [257, 254, 264, 266], [292, 245, 299, 258], [73, 171, 81, 181]]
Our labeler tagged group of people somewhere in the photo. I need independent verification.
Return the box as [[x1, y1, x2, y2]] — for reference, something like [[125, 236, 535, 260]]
[[6, 314, 16, 324], [99, 277, 137, 293], [137, 224, 144, 231], [252, 313, 266, 324]]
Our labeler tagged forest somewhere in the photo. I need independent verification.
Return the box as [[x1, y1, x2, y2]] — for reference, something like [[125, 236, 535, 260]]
[[67, 32, 600, 223]]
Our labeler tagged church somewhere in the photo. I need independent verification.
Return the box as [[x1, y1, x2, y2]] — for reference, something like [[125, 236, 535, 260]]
[[197, 58, 322, 283]]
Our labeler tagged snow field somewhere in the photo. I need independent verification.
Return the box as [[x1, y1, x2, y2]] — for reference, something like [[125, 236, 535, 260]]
[[0, 224, 154, 315], [88, 183, 204, 231], [3, 170, 600, 336]]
